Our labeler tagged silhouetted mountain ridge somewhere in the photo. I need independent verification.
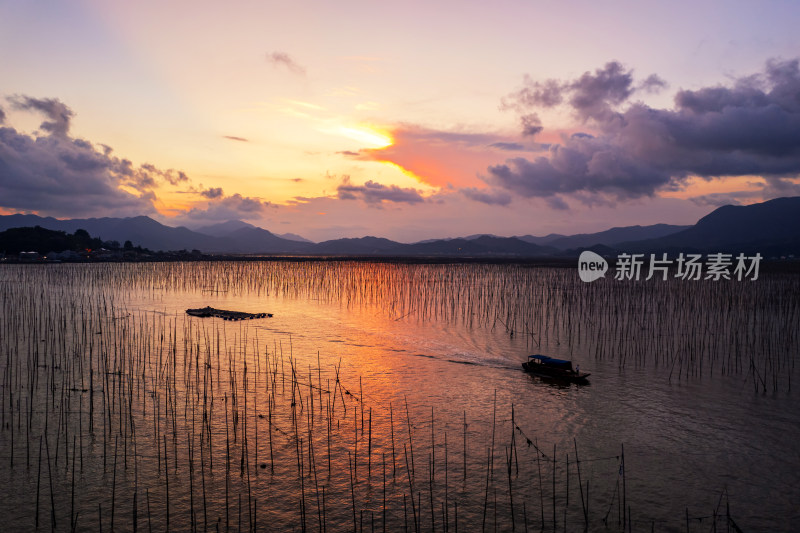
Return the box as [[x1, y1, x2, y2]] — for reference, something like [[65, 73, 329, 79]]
[[2, 196, 799, 257], [543, 224, 690, 250], [619, 197, 800, 255]]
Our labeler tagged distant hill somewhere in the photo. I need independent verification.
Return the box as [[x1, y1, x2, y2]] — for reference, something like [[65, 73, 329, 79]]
[[194, 219, 256, 237], [222, 227, 312, 253], [403, 235, 556, 256], [308, 235, 556, 257], [620, 197, 800, 255], [193, 220, 314, 245], [0, 214, 65, 233], [2, 197, 799, 257], [514, 233, 567, 246], [529, 224, 690, 250], [0, 214, 215, 251], [0, 226, 107, 255], [0, 214, 308, 253], [275, 232, 314, 243], [310, 236, 403, 255]]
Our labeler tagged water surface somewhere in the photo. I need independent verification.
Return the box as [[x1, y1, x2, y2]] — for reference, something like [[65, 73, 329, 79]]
[[0, 261, 797, 531]]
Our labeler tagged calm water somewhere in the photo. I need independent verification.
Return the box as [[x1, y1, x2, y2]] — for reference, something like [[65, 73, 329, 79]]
[[0, 261, 798, 531]]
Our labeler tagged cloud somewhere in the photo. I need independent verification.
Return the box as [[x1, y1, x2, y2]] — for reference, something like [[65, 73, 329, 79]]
[[0, 106, 5, 124], [357, 125, 508, 188], [0, 127, 155, 216], [181, 193, 275, 222], [10, 96, 74, 136], [689, 192, 752, 207], [502, 77, 563, 110], [486, 140, 671, 200], [566, 61, 635, 122], [490, 59, 800, 203], [520, 114, 543, 137], [267, 51, 306, 76], [219, 193, 273, 213], [140, 163, 188, 186], [762, 176, 800, 196], [489, 142, 525, 151], [337, 177, 424, 205], [639, 74, 668, 94], [460, 187, 512, 206], [544, 195, 570, 210], [504, 62, 667, 127], [690, 177, 800, 207], [223, 135, 248, 142], [0, 95, 198, 218]]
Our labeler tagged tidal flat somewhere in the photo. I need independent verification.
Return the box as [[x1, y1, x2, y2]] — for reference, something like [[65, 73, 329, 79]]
[[0, 261, 798, 531]]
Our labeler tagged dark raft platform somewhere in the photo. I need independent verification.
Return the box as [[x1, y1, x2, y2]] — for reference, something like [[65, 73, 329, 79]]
[[186, 306, 273, 321]]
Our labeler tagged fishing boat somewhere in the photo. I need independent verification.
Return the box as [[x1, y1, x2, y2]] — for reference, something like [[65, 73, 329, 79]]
[[522, 355, 590, 383]]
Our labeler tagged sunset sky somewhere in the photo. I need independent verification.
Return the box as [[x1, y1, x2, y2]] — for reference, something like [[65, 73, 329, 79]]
[[2, 0, 800, 242]]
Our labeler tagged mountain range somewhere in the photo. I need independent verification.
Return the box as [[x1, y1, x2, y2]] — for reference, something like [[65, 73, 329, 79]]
[[2, 196, 799, 257]]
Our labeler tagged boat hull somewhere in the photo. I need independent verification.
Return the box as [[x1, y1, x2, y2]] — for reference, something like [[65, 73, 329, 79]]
[[522, 362, 590, 384]]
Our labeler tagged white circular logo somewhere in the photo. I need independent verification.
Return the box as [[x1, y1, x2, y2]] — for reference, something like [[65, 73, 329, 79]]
[[578, 251, 608, 282]]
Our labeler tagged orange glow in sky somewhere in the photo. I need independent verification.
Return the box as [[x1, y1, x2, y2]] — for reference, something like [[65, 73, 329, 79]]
[[336, 126, 393, 149], [2, 1, 798, 240]]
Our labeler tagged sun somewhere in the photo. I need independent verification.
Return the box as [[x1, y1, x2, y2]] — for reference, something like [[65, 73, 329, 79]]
[[337, 125, 393, 148]]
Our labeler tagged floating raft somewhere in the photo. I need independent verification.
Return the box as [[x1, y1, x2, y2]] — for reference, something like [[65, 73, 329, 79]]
[[186, 306, 273, 321]]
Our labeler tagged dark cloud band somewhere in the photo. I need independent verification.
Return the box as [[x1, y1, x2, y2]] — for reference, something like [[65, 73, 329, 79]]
[[337, 177, 424, 205], [0, 95, 190, 217], [491, 59, 800, 203]]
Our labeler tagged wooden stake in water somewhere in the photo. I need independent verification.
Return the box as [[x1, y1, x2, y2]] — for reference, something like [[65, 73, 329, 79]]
[[574, 438, 588, 529], [390, 403, 396, 478], [463, 411, 467, 481], [349, 452, 357, 531], [36, 436, 42, 529], [405, 397, 415, 481], [621, 443, 626, 532], [368, 407, 373, 482], [164, 435, 169, 531], [552, 443, 556, 531], [111, 436, 118, 532]]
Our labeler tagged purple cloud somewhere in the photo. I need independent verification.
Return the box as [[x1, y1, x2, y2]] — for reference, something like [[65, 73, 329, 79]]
[[490, 59, 800, 203], [489, 142, 525, 151], [567, 62, 635, 122], [10, 96, 74, 137], [0, 127, 154, 216], [638, 74, 668, 94], [520, 114, 543, 137], [182, 193, 275, 222], [0, 95, 193, 217], [201, 187, 224, 199], [267, 51, 306, 76], [502, 77, 564, 110], [139, 163, 188, 186], [337, 178, 424, 205], [460, 187, 512, 206]]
